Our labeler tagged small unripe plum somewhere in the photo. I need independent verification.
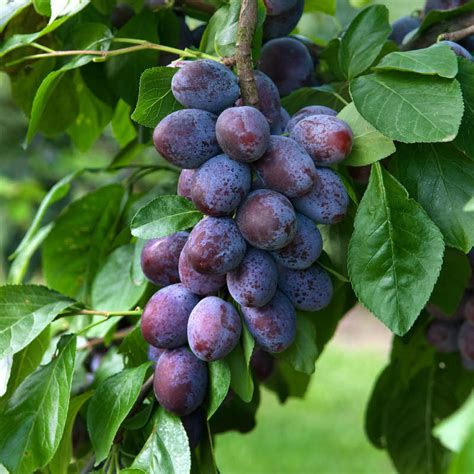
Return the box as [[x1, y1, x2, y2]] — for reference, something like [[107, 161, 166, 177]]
[[186, 217, 247, 274], [236, 189, 297, 251], [263, 0, 304, 41], [290, 115, 353, 165], [141, 284, 200, 348], [250, 348, 275, 381], [389, 16, 421, 45], [181, 407, 206, 449], [188, 296, 242, 361], [177, 169, 196, 200], [264, 0, 297, 16], [154, 347, 208, 416], [171, 59, 240, 113], [241, 291, 296, 353], [141, 232, 189, 286], [216, 107, 270, 163], [285, 105, 338, 134], [153, 109, 220, 169], [227, 248, 278, 307], [426, 319, 459, 353]]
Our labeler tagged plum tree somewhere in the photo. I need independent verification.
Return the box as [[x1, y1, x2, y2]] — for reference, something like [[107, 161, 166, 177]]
[[188, 296, 242, 361], [216, 107, 270, 162], [141, 284, 200, 348], [153, 348, 209, 415], [153, 109, 220, 168], [263, 0, 304, 40], [236, 189, 297, 250], [177, 169, 196, 200], [285, 105, 338, 134], [191, 154, 251, 216], [227, 248, 278, 307]]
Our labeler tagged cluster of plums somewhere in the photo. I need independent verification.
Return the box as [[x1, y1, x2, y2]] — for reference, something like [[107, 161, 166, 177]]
[[426, 250, 474, 370], [139, 56, 353, 426]]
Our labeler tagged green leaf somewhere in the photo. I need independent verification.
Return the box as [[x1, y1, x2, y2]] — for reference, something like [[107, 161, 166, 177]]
[[118, 323, 149, 368], [304, 0, 336, 15], [277, 314, 318, 374], [350, 72, 464, 143], [339, 5, 391, 79], [0, 285, 73, 359], [449, 430, 474, 474], [348, 164, 445, 336], [0, 0, 31, 32], [112, 99, 137, 148], [129, 409, 191, 474], [48, 391, 92, 474], [87, 363, 149, 464], [50, 0, 91, 22], [207, 360, 231, 419], [91, 244, 147, 311], [373, 43, 458, 79], [226, 337, 254, 403], [454, 59, 474, 159], [337, 102, 395, 166], [131, 195, 202, 240], [43, 184, 124, 301], [391, 143, 474, 252], [0, 335, 77, 474], [132, 67, 182, 128]]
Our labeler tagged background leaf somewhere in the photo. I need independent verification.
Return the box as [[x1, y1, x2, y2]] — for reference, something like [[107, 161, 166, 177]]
[[207, 360, 231, 419], [454, 59, 474, 159]]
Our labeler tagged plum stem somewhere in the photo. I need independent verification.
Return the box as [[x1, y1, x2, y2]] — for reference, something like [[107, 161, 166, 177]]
[[76, 308, 142, 317], [438, 24, 474, 43], [235, 0, 259, 107]]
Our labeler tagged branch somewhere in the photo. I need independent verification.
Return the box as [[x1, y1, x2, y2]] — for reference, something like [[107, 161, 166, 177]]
[[77, 327, 133, 350], [439, 23, 474, 42], [235, 0, 259, 107]]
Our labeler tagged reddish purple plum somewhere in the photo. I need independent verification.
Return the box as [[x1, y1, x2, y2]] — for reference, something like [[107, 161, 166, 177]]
[[148, 345, 165, 366], [285, 105, 338, 134], [426, 319, 459, 353], [177, 169, 196, 200], [250, 348, 275, 381], [271, 107, 291, 135], [181, 407, 206, 449]]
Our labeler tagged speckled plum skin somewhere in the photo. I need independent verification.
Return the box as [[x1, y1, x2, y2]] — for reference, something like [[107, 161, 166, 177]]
[[263, 0, 303, 40], [181, 407, 206, 449], [216, 107, 270, 163], [278, 264, 333, 311], [236, 190, 297, 250], [285, 105, 338, 134], [188, 296, 242, 361], [389, 16, 420, 45], [192, 154, 251, 216], [271, 107, 291, 135], [153, 109, 220, 169], [292, 168, 349, 224], [141, 232, 189, 286], [148, 345, 166, 365], [254, 136, 316, 198], [250, 348, 275, 381], [263, 0, 297, 15], [153, 347, 208, 416], [440, 40, 473, 61], [177, 169, 196, 200], [171, 60, 240, 113], [179, 245, 226, 296], [458, 321, 474, 371], [241, 291, 296, 353], [252, 71, 281, 127], [227, 248, 278, 307], [426, 320, 459, 353], [272, 214, 322, 270], [258, 37, 313, 96], [141, 284, 200, 348], [290, 115, 353, 165], [186, 217, 247, 274]]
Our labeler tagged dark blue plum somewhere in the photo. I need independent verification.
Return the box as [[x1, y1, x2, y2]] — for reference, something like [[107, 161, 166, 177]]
[[440, 40, 473, 61], [423, 0, 468, 16], [111, 4, 134, 29], [153, 109, 219, 169], [270, 107, 291, 135], [179, 245, 226, 296], [263, 0, 303, 40], [148, 345, 165, 366], [258, 37, 313, 96], [426, 320, 459, 353], [460, 35, 474, 53], [216, 106, 270, 163], [250, 348, 275, 381], [292, 167, 349, 224], [285, 105, 338, 134], [252, 71, 281, 127], [278, 264, 333, 311], [389, 16, 421, 45], [186, 217, 247, 274], [254, 136, 316, 198], [241, 291, 296, 353], [290, 115, 353, 165], [141, 232, 189, 286], [177, 169, 196, 200], [458, 321, 474, 371], [272, 213, 322, 270], [171, 59, 240, 113], [236, 189, 297, 251], [153, 347, 208, 416], [181, 407, 206, 449], [192, 154, 251, 216], [227, 248, 278, 307], [141, 284, 200, 348], [188, 296, 242, 361], [264, 0, 297, 15]]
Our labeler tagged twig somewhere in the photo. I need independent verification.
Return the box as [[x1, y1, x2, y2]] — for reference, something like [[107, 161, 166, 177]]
[[65, 308, 142, 317], [235, 0, 259, 107], [439, 24, 474, 42], [78, 328, 133, 350]]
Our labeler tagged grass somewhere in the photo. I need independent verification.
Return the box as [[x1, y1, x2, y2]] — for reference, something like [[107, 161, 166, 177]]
[[214, 343, 396, 474]]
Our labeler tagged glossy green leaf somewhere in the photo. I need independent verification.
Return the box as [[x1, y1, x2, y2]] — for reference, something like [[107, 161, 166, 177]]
[[207, 359, 231, 419], [0, 0, 31, 32], [449, 431, 474, 474], [281, 83, 347, 114], [0, 285, 73, 359], [0, 335, 77, 473], [131, 195, 202, 240], [87, 363, 149, 464], [305, 0, 336, 14], [226, 338, 254, 403], [337, 102, 395, 166], [118, 323, 149, 368], [50, 0, 91, 22], [348, 164, 445, 335], [374, 43, 458, 78], [391, 143, 474, 252], [339, 5, 391, 79], [351, 72, 463, 143], [454, 59, 474, 159], [132, 67, 182, 128], [112, 99, 137, 148]]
